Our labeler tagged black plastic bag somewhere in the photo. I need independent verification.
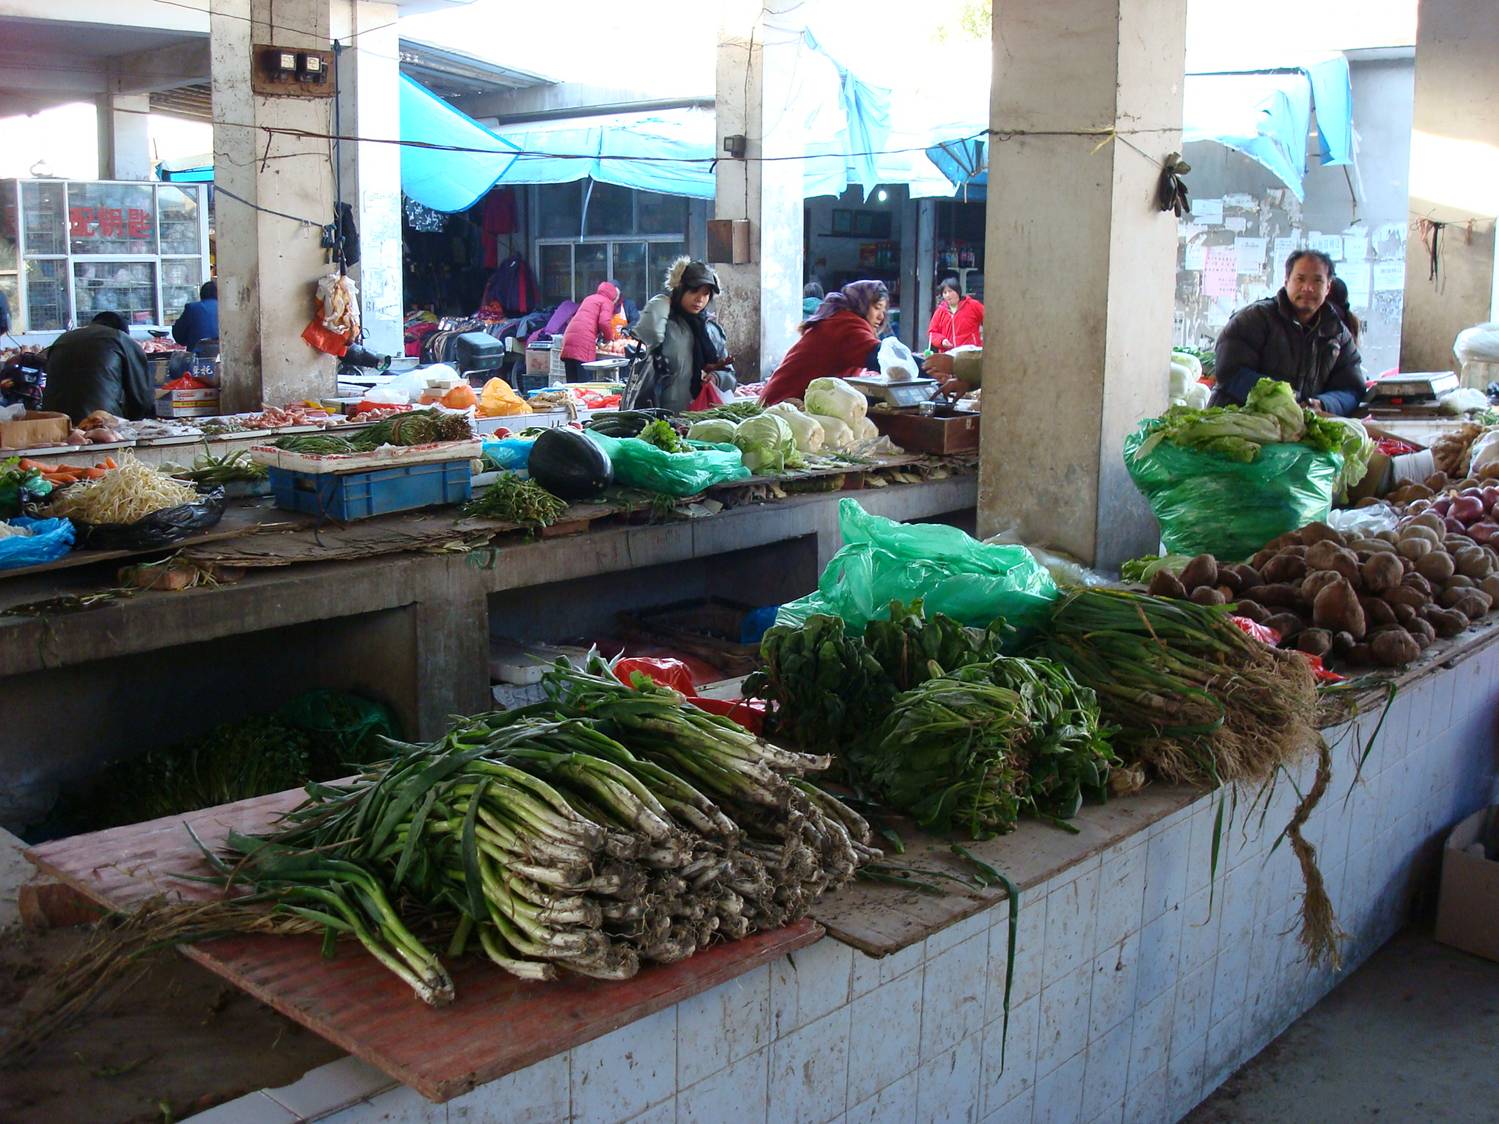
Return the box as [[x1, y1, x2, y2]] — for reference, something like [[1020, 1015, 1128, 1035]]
[[74, 485, 226, 550]]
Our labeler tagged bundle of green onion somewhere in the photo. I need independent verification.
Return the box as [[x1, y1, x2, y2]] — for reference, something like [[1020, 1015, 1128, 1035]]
[[206, 657, 874, 1003]]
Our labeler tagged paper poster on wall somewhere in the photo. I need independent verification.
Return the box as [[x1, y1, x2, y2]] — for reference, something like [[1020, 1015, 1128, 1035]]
[[1309, 235, 1343, 260], [1373, 260, 1406, 292], [1272, 237, 1299, 267], [1224, 216, 1248, 232], [1201, 246, 1239, 298], [1372, 222, 1407, 258], [1193, 198, 1224, 225], [1342, 233, 1369, 262], [1183, 243, 1207, 271], [1341, 263, 1372, 308], [1234, 237, 1268, 274], [1223, 193, 1256, 209], [1242, 283, 1271, 303]]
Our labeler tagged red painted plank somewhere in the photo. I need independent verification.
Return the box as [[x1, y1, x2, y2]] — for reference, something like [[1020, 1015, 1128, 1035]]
[[27, 789, 823, 1103]]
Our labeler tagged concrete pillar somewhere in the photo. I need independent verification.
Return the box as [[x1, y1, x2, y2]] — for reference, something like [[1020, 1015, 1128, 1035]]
[[95, 93, 152, 181], [211, 0, 338, 412], [332, 0, 402, 357], [899, 192, 919, 349], [712, 1, 804, 380], [1399, 0, 1499, 374], [977, 0, 1187, 568]]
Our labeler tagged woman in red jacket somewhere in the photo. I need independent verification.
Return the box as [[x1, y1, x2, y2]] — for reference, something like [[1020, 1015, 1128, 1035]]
[[759, 281, 888, 406], [560, 281, 621, 380], [926, 279, 983, 352]]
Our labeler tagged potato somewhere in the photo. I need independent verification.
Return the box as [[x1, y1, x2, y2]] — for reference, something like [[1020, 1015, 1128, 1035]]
[[1444, 574, 1475, 591], [1481, 575, 1499, 604], [1455, 546, 1492, 579], [1450, 591, 1492, 621], [1403, 572, 1434, 596], [1377, 530, 1400, 545], [1415, 550, 1456, 583], [1249, 548, 1277, 572], [1299, 522, 1347, 548], [1370, 629, 1421, 668], [1261, 612, 1306, 642], [1305, 541, 1361, 583], [1426, 471, 1450, 490], [1358, 596, 1398, 628], [1233, 599, 1269, 624], [1392, 602, 1418, 627], [1264, 531, 1303, 553], [1180, 554, 1219, 591], [1249, 583, 1304, 608], [1405, 512, 1446, 537], [1384, 585, 1431, 611], [1351, 537, 1397, 555], [1190, 586, 1226, 606], [1227, 563, 1264, 590], [1313, 578, 1366, 640], [1333, 630, 1357, 655], [1215, 567, 1245, 594], [1408, 617, 1437, 648], [1399, 524, 1443, 549], [1424, 605, 1469, 637], [1295, 628, 1334, 657], [1302, 570, 1346, 602], [1360, 552, 1405, 595], [1446, 535, 1478, 554], [1147, 570, 1187, 599], [1397, 537, 1434, 561], [1261, 553, 1308, 584]]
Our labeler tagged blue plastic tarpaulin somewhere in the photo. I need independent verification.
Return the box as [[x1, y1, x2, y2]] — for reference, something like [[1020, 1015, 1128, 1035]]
[[400, 74, 522, 212]]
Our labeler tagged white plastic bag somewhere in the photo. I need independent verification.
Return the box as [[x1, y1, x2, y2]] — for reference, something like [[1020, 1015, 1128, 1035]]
[[984, 523, 1111, 587], [1438, 387, 1490, 415], [1455, 323, 1499, 365], [1469, 429, 1499, 476], [877, 337, 919, 382], [1327, 503, 1399, 537]]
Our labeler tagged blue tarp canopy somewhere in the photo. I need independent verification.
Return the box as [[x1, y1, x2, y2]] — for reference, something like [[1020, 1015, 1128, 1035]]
[[1182, 56, 1355, 201], [400, 75, 522, 212]]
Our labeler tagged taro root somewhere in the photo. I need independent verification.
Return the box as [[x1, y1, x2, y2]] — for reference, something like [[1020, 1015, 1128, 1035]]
[[1424, 606, 1469, 637], [1346, 643, 1374, 665], [1408, 617, 1437, 648], [1261, 612, 1306, 643], [1295, 628, 1334, 657], [1384, 585, 1431, 611], [1301, 570, 1346, 602], [1360, 552, 1405, 595], [1370, 629, 1421, 668], [1449, 590, 1492, 621], [1333, 630, 1357, 655], [1358, 596, 1397, 629], [1313, 577, 1366, 639], [1414, 550, 1456, 584], [1179, 554, 1219, 592], [1392, 602, 1419, 627], [1228, 563, 1263, 589], [1305, 541, 1361, 583], [1148, 569, 1187, 599], [1261, 553, 1308, 584], [1234, 599, 1269, 624], [1249, 547, 1277, 572], [1299, 522, 1347, 548], [1249, 583, 1304, 608], [1190, 586, 1226, 606], [1216, 567, 1245, 594]]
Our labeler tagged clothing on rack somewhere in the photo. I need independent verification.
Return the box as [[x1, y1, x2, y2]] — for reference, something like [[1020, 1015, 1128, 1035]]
[[481, 189, 519, 268]]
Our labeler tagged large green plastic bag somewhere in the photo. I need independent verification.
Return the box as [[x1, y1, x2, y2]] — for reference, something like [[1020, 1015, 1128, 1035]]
[[585, 431, 750, 497], [777, 499, 1059, 636], [1123, 419, 1343, 561]]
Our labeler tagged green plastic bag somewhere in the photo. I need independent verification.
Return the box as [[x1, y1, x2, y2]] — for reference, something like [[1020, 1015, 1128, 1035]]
[[584, 431, 750, 497], [280, 689, 400, 761], [777, 499, 1059, 637], [1123, 419, 1343, 562]]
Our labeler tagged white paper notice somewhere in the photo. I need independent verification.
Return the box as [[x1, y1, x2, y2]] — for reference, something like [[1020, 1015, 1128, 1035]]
[[1373, 260, 1406, 292], [1309, 235, 1343, 260], [1272, 237, 1298, 266], [1183, 243, 1207, 271], [1234, 237, 1268, 274], [1194, 198, 1224, 225], [1224, 216, 1248, 232], [1224, 193, 1256, 209], [1201, 247, 1239, 298], [1342, 233, 1369, 262], [1342, 263, 1372, 306]]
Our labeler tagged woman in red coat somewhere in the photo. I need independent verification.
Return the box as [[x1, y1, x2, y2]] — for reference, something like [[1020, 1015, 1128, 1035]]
[[759, 281, 888, 406], [926, 279, 983, 352], [560, 281, 621, 380]]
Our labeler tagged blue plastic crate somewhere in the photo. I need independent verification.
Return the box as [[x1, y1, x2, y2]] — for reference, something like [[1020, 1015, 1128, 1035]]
[[268, 459, 472, 521]]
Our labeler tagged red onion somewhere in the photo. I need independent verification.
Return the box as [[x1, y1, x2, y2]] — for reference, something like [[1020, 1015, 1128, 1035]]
[[1481, 487, 1499, 513], [1445, 516, 1468, 535], [1433, 497, 1452, 516], [1451, 496, 1486, 524]]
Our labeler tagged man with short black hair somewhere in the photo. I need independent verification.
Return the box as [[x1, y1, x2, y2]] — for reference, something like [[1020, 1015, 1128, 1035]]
[[172, 278, 219, 351], [1209, 250, 1365, 416], [42, 312, 154, 422]]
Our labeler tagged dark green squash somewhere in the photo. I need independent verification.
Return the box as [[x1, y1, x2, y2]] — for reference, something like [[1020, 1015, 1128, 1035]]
[[527, 428, 613, 500]]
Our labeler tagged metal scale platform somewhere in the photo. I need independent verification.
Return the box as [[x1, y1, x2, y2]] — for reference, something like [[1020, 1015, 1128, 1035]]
[[843, 373, 939, 408]]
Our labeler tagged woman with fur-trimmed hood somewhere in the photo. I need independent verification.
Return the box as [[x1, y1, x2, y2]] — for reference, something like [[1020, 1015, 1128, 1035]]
[[630, 257, 735, 412]]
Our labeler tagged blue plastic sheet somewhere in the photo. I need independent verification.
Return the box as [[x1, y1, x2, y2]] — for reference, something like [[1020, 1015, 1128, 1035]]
[[481, 437, 536, 472], [0, 516, 74, 570]]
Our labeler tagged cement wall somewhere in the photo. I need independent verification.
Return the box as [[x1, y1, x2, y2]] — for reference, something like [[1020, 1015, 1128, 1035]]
[[1399, 0, 1499, 373], [193, 626, 1499, 1124]]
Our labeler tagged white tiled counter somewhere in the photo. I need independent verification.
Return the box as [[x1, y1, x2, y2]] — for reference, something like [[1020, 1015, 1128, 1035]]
[[194, 643, 1499, 1124]]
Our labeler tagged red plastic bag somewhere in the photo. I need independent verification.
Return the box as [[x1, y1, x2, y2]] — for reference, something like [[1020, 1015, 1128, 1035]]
[[612, 656, 696, 695], [690, 379, 726, 412], [1232, 615, 1343, 682]]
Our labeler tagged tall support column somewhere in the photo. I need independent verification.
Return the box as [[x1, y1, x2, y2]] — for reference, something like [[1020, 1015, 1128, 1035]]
[[211, 0, 337, 412], [96, 94, 152, 181], [1399, 0, 1499, 374], [713, 1, 803, 380], [333, 0, 402, 357], [977, 0, 1187, 567]]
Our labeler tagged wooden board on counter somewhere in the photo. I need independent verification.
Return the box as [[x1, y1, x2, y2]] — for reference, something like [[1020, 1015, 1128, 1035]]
[[26, 789, 822, 1104]]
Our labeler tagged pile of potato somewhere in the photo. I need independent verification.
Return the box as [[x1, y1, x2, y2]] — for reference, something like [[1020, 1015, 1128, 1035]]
[[1381, 467, 1499, 510], [1147, 517, 1499, 668]]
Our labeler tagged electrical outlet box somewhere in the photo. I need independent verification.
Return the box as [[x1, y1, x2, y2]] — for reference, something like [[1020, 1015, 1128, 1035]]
[[252, 44, 334, 97], [707, 219, 752, 264]]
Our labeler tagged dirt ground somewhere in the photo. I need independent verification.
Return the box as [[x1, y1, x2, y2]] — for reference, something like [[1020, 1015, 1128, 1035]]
[[0, 924, 343, 1123]]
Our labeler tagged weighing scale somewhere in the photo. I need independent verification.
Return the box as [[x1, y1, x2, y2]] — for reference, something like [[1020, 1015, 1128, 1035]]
[[844, 373, 939, 408], [1365, 370, 1460, 408]]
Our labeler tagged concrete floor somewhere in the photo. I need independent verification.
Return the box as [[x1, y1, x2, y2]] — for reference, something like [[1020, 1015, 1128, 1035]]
[[1187, 927, 1499, 1123]]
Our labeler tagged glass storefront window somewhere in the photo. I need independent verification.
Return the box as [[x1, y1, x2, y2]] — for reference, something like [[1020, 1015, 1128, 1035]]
[[0, 275, 17, 326], [574, 243, 609, 299], [613, 242, 649, 307], [0, 189, 16, 272], [649, 242, 687, 293], [538, 183, 581, 239], [539, 243, 572, 304], [67, 182, 155, 255], [584, 182, 633, 238], [161, 257, 202, 324], [22, 181, 66, 256], [73, 260, 157, 326], [157, 186, 201, 254], [637, 192, 687, 236], [25, 259, 67, 332]]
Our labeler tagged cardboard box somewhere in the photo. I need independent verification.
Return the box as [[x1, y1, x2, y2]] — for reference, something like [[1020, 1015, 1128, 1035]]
[[155, 388, 221, 418], [525, 346, 552, 375], [1435, 804, 1499, 963], [0, 410, 72, 450]]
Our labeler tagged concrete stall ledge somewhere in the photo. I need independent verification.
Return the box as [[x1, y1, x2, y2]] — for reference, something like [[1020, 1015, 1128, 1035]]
[[163, 624, 1499, 1122]]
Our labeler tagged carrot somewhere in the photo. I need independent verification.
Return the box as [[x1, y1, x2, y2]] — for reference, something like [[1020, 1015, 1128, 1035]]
[[83, 468, 107, 480], [102, 457, 117, 470], [46, 473, 80, 485], [17, 458, 44, 471]]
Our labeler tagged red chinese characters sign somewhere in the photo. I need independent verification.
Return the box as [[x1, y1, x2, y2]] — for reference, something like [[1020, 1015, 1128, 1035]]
[[69, 206, 154, 243]]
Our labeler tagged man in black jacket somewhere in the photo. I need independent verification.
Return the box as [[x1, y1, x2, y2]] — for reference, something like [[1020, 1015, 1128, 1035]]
[[1209, 250, 1365, 416], [41, 311, 154, 422]]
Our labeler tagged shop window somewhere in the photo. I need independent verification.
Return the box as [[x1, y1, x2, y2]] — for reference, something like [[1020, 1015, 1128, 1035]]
[[648, 242, 687, 292], [73, 261, 157, 327], [67, 183, 155, 256], [0, 276, 16, 324], [161, 257, 202, 324], [574, 243, 609, 297], [584, 182, 634, 239], [613, 242, 649, 306], [539, 243, 572, 306], [638, 192, 687, 236], [157, 186, 202, 255], [22, 181, 66, 256], [24, 259, 67, 332], [538, 183, 581, 239]]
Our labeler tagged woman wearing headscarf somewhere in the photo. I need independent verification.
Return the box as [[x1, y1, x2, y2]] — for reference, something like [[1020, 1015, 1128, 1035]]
[[759, 280, 888, 407], [631, 258, 735, 412]]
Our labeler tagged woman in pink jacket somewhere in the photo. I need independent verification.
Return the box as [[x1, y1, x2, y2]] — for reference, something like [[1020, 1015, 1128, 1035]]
[[560, 281, 621, 380]]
